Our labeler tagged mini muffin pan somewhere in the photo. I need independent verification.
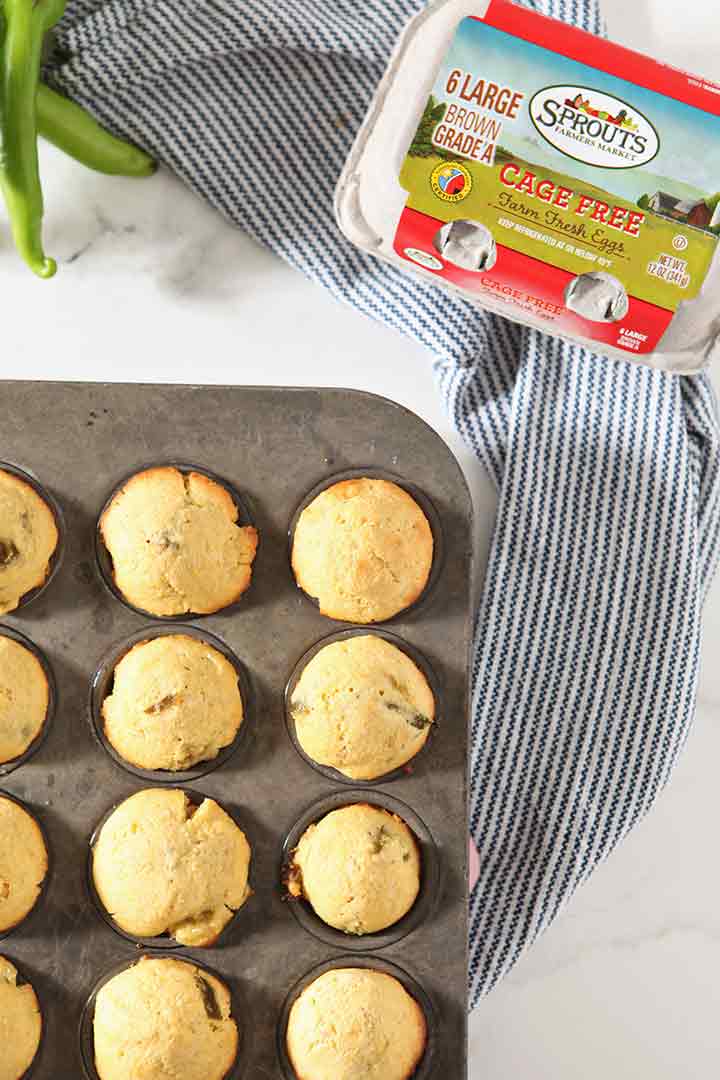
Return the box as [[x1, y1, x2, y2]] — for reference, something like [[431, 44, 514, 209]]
[[0, 460, 66, 614], [86, 786, 253, 951], [0, 381, 472, 1078], [0, 790, 52, 942], [94, 460, 256, 622], [276, 954, 437, 1080], [281, 789, 441, 952], [285, 625, 441, 786], [88, 623, 253, 784], [288, 465, 445, 625], [0, 625, 57, 777], [78, 953, 247, 1080]]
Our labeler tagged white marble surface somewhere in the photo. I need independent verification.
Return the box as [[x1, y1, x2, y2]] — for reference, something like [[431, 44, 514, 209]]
[[2, 2, 720, 1076]]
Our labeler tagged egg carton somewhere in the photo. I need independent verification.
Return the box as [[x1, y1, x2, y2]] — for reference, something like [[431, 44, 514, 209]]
[[336, 0, 720, 372]]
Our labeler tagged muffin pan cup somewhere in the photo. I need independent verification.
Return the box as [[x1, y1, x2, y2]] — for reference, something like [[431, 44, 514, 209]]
[[0, 791, 52, 942], [287, 466, 445, 625], [1, 382, 472, 1077], [86, 786, 253, 951], [281, 789, 441, 952], [78, 952, 246, 1080], [88, 623, 253, 784], [0, 460, 65, 614], [93, 460, 257, 622], [0, 625, 57, 777], [284, 625, 441, 787], [276, 954, 437, 1080]]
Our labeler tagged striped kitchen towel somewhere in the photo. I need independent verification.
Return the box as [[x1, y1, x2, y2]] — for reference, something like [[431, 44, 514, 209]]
[[50, 0, 720, 1005]]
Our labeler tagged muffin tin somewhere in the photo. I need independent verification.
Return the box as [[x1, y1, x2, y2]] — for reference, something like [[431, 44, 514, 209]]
[[0, 381, 472, 1078]]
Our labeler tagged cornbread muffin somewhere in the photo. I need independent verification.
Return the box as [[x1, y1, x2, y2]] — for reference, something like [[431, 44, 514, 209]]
[[102, 634, 244, 771], [93, 956, 238, 1080], [0, 468, 59, 616], [286, 968, 427, 1080], [290, 634, 434, 780], [99, 467, 258, 616], [92, 789, 251, 946], [287, 804, 421, 935], [0, 797, 48, 933], [0, 956, 42, 1080], [0, 636, 49, 765], [291, 478, 433, 623]]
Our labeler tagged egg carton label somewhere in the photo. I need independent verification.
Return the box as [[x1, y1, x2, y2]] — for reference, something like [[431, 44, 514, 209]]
[[394, 0, 720, 356]]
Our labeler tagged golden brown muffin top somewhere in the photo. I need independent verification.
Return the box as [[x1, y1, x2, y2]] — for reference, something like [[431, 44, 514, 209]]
[[287, 967, 427, 1080], [290, 634, 434, 780], [0, 956, 42, 1080], [292, 478, 433, 623], [288, 804, 421, 934], [0, 469, 58, 616], [0, 635, 49, 765], [100, 467, 258, 616], [92, 789, 251, 947], [0, 797, 48, 934], [102, 634, 243, 772], [93, 956, 238, 1080]]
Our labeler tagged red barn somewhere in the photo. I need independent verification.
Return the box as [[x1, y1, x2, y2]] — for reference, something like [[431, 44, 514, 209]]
[[677, 199, 713, 229]]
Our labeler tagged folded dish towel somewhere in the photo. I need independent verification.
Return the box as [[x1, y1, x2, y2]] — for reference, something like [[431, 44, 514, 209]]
[[50, 0, 720, 1006]]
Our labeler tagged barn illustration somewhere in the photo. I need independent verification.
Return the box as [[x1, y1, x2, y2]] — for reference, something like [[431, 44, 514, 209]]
[[648, 191, 717, 231]]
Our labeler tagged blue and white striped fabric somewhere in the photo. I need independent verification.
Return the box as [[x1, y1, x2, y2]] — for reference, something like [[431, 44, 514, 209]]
[[52, 0, 720, 1006]]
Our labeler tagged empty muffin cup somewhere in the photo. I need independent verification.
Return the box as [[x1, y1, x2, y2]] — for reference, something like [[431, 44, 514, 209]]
[[281, 789, 440, 952], [94, 461, 257, 621], [285, 627, 440, 786], [78, 953, 244, 1080], [88, 624, 252, 784], [277, 954, 436, 1080], [0, 792, 51, 941], [0, 626, 56, 777], [87, 787, 252, 950], [288, 467, 444, 625], [0, 461, 65, 616]]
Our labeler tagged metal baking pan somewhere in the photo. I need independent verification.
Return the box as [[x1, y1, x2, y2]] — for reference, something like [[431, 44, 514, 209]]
[[0, 381, 473, 1079]]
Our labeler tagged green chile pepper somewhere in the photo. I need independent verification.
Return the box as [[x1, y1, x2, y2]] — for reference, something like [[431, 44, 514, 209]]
[[0, 0, 66, 278], [0, 0, 155, 278]]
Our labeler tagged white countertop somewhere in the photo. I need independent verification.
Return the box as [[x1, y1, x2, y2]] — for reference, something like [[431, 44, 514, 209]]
[[3, 2, 720, 1075]]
